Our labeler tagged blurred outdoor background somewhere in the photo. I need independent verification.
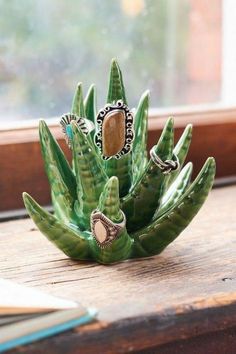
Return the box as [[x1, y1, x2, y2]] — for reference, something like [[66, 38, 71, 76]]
[[0, 0, 232, 123]]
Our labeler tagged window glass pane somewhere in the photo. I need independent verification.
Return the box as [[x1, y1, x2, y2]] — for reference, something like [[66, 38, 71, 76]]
[[0, 0, 223, 122]]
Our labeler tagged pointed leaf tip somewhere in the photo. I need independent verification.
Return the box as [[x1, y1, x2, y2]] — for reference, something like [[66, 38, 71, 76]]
[[98, 176, 122, 222], [153, 116, 174, 157], [22, 192, 37, 214], [187, 123, 193, 130], [39, 119, 48, 132], [106, 176, 119, 195], [158, 117, 174, 137], [184, 123, 193, 136], [39, 119, 51, 145], [167, 116, 174, 125], [72, 82, 85, 117], [84, 84, 97, 125], [74, 82, 83, 93], [138, 90, 150, 107], [74, 82, 83, 98], [107, 59, 127, 104], [208, 156, 215, 163], [110, 59, 121, 74], [206, 156, 216, 170], [39, 118, 46, 125], [102, 176, 120, 199], [186, 161, 193, 171], [111, 58, 119, 66], [22, 191, 29, 204], [108, 175, 119, 185], [143, 89, 150, 100]]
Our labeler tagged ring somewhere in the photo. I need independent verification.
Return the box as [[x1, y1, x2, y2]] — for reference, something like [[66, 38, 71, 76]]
[[60, 113, 90, 148], [150, 146, 180, 174], [94, 100, 134, 160], [90, 210, 126, 248]]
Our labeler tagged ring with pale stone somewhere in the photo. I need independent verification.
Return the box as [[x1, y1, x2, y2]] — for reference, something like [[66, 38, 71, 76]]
[[90, 210, 126, 248]]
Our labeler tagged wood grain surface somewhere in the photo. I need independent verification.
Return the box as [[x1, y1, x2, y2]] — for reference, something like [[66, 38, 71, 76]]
[[0, 185, 236, 353]]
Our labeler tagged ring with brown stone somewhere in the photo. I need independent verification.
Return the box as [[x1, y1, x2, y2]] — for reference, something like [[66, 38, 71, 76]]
[[90, 210, 126, 248], [94, 100, 134, 160], [150, 146, 180, 175]]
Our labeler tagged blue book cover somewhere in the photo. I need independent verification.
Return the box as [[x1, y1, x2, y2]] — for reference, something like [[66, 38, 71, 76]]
[[0, 279, 97, 353], [0, 308, 97, 353]]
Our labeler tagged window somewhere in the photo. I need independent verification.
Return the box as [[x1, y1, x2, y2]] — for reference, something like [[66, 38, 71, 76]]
[[0, 0, 225, 125]]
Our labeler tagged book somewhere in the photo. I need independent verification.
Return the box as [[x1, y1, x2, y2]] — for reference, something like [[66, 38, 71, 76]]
[[0, 279, 96, 352], [0, 278, 80, 314]]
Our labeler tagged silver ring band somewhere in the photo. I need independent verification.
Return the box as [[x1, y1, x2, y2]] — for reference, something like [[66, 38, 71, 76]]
[[150, 146, 180, 175]]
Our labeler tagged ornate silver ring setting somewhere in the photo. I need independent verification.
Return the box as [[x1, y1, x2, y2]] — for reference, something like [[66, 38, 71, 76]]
[[60, 113, 92, 148], [91, 210, 126, 248], [94, 100, 134, 160]]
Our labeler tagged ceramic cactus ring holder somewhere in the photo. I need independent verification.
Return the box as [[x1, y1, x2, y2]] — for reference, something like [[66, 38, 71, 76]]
[[23, 59, 216, 264]]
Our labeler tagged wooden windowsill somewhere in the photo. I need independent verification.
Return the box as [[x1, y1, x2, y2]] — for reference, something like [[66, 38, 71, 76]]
[[1, 103, 236, 132], [1, 185, 236, 353]]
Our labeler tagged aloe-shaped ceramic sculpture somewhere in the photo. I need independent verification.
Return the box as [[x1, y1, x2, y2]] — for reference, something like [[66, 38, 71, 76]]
[[23, 59, 216, 264]]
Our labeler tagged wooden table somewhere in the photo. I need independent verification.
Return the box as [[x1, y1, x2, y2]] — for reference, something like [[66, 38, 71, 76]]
[[0, 185, 236, 353]]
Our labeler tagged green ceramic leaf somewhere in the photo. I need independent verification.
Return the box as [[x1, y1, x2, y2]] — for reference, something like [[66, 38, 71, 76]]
[[98, 176, 123, 223], [39, 120, 77, 224], [104, 157, 132, 198], [107, 58, 127, 104], [90, 176, 133, 264], [121, 117, 174, 232], [154, 162, 193, 219], [104, 58, 132, 197], [84, 84, 97, 126], [134, 157, 215, 255], [167, 124, 192, 186], [71, 122, 107, 229], [23, 193, 91, 260], [132, 90, 150, 184], [71, 82, 86, 117]]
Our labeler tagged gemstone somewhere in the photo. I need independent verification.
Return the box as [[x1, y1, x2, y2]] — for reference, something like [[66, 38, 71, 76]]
[[66, 125, 73, 140], [94, 220, 107, 244], [102, 109, 126, 157]]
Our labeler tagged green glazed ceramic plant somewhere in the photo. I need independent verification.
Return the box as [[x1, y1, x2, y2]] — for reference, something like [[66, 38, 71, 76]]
[[23, 59, 216, 264]]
